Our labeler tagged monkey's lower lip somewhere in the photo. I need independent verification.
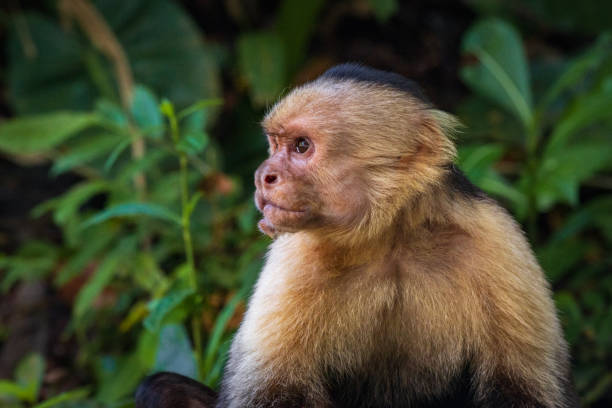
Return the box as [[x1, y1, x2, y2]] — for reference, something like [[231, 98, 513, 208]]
[[263, 202, 305, 214]]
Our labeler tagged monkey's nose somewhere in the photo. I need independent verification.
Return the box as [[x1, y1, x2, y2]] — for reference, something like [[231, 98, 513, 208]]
[[264, 174, 278, 185]]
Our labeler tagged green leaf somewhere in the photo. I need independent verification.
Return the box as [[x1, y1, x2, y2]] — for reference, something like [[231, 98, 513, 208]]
[[461, 18, 533, 128], [32, 388, 90, 408], [131, 85, 163, 138], [538, 239, 590, 283], [131, 254, 168, 295], [95, 99, 128, 129], [153, 324, 197, 379], [82, 202, 181, 229], [276, 0, 326, 74], [8, 2, 220, 114], [116, 149, 169, 184], [73, 239, 135, 319], [549, 197, 612, 244], [1, 241, 59, 292], [204, 338, 231, 388], [51, 133, 124, 175], [0, 380, 29, 400], [186, 192, 202, 218], [103, 138, 132, 172], [555, 292, 582, 344], [96, 354, 145, 404], [15, 353, 45, 403], [366, 0, 399, 22], [144, 288, 194, 332], [546, 88, 612, 153], [478, 172, 528, 216], [177, 99, 223, 120], [539, 34, 612, 109], [458, 144, 505, 182], [0, 112, 99, 155], [177, 131, 209, 155], [32, 180, 109, 227], [203, 293, 242, 376], [238, 32, 286, 106], [55, 225, 116, 286], [535, 142, 612, 210]]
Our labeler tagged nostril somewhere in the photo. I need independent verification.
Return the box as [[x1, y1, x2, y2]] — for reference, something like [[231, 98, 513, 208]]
[[264, 174, 277, 184]]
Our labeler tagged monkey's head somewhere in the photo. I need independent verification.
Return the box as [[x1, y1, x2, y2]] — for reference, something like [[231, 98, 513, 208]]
[[255, 64, 458, 241]]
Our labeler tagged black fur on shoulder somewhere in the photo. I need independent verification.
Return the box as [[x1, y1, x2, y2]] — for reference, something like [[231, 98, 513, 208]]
[[443, 163, 486, 200], [320, 63, 430, 104], [135, 372, 217, 408]]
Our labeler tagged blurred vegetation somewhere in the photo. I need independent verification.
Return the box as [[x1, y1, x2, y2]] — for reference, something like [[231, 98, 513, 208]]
[[0, 0, 610, 407]]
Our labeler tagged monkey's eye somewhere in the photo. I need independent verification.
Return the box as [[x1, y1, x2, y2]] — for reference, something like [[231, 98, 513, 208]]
[[295, 137, 310, 154]]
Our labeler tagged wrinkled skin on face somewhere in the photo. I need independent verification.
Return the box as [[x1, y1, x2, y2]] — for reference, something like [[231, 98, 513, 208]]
[[254, 117, 368, 238]]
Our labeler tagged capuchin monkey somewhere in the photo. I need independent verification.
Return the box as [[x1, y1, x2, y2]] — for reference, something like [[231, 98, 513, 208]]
[[136, 64, 578, 408]]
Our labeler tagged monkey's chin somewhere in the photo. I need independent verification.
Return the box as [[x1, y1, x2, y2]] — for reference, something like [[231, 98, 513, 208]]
[[258, 204, 309, 238], [258, 218, 277, 238]]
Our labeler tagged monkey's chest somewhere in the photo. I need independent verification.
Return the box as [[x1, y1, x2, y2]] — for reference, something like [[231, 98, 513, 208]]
[[241, 273, 471, 406]]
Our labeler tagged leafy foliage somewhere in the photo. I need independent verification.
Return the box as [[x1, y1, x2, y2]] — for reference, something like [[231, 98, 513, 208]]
[[0, 1, 611, 407], [459, 19, 612, 404]]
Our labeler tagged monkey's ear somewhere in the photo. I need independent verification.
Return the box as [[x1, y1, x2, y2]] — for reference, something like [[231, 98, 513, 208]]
[[135, 372, 217, 408]]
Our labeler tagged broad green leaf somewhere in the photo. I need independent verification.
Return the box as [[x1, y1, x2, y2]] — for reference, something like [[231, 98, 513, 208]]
[[32, 388, 90, 408], [276, 0, 326, 74], [51, 133, 124, 175], [15, 353, 45, 403], [238, 32, 286, 106], [8, 2, 220, 114], [82, 202, 181, 229], [95, 99, 128, 129], [478, 172, 528, 216], [131, 85, 163, 138], [458, 144, 505, 182], [461, 18, 533, 128], [0, 380, 29, 400], [546, 88, 612, 153], [177, 131, 209, 155], [153, 324, 197, 379], [535, 142, 612, 210], [73, 239, 135, 319], [540, 33, 612, 109], [0, 112, 99, 155], [144, 288, 194, 332], [366, 0, 398, 22]]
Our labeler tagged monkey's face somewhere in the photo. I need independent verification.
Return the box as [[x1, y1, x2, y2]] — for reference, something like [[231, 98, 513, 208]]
[[254, 117, 368, 238]]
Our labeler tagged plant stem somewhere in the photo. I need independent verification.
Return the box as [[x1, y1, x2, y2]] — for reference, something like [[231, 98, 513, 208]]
[[168, 109, 204, 379]]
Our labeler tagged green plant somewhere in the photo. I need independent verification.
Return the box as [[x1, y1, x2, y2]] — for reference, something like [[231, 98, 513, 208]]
[[458, 18, 612, 405], [0, 88, 267, 406]]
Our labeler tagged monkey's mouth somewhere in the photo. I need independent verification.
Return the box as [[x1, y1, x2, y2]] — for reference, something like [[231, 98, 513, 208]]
[[262, 201, 305, 214], [255, 194, 309, 237]]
